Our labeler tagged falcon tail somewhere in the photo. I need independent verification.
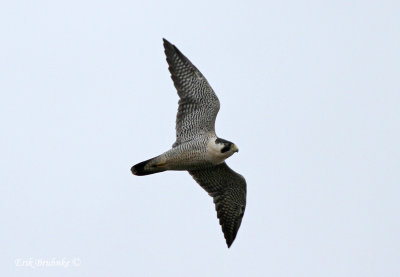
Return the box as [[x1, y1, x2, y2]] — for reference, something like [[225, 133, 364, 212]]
[[131, 157, 167, 176]]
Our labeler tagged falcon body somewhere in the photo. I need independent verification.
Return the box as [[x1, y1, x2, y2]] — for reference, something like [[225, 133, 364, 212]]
[[131, 39, 246, 248], [133, 136, 238, 173]]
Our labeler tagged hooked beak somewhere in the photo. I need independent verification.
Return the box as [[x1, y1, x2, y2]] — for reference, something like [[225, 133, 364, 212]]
[[232, 144, 239, 153]]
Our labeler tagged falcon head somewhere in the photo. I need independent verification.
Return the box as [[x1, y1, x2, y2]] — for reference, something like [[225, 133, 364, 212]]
[[215, 138, 239, 154]]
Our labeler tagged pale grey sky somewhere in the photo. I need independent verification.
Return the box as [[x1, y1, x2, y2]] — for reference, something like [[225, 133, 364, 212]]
[[1, 0, 399, 276]]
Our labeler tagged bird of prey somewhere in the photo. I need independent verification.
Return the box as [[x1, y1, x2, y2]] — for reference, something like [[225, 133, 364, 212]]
[[131, 38, 246, 248]]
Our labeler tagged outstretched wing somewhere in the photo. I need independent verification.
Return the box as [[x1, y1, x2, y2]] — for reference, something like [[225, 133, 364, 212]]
[[163, 39, 220, 147], [188, 163, 247, 248]]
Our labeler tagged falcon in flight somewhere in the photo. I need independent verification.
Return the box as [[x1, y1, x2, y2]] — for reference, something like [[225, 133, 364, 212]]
[[131, 39, 246, 248]]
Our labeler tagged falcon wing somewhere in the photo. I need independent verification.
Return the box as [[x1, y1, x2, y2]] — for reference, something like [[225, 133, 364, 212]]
[[189, 163, 247, 248], [163, 39, 220, 147]]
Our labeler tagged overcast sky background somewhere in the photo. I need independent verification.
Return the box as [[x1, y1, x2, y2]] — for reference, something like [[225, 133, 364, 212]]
[[1, 0, 399, 276]]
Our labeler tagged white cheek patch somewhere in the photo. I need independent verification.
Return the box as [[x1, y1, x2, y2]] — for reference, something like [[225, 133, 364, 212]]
[[206, 138, 232, 164]]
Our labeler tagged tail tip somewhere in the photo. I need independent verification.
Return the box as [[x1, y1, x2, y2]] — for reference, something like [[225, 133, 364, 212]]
[[131, 161, 147, 176], [131, 165, 139, 175]]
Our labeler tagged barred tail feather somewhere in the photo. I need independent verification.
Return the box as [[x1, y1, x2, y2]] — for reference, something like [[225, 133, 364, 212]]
[[131, 157, 166, 176]]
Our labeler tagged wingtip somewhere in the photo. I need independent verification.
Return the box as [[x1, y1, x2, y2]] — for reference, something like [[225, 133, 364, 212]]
[[163, 38, 176, 57], [163, 38, 173, 48], [226, 237, 234, 248]]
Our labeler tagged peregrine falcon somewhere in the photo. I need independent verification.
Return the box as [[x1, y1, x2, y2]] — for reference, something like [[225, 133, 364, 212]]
[[131, 39, 246, 248]]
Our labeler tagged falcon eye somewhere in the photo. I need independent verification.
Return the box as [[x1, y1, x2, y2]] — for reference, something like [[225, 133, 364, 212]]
[[221, 145, 230, 153]]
